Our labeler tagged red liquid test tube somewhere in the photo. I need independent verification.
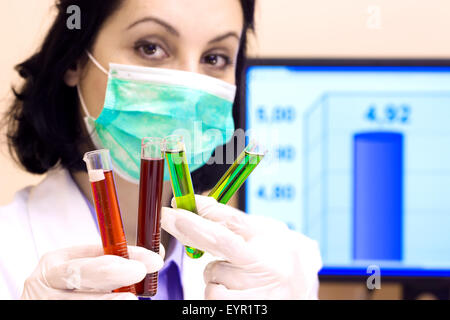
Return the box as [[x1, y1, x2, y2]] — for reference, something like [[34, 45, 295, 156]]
[[83, 149, 136, 294], [136, 138, 165, 297]]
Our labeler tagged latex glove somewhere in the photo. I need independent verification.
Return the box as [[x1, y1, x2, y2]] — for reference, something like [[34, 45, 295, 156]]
[[21, 245, 164, 300], [161, 195, 322, 300]]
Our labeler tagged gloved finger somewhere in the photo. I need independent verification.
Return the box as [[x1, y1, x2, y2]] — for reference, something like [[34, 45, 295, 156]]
[[183, 195, 289, 240], [45, 254, 148, 291], [171, 195, 255, 241], [205, 283, 275, 300], [45, 245, 164, 278], [161, 207, 256, 265], [134, 244, 165, 260], [127, 246, 165, 273], [45, 244, 165, 262], [203, 260, 273, 290], [44, 245, 105, 263], [171, 195, 242, 221], [193, 195, 289, 230]]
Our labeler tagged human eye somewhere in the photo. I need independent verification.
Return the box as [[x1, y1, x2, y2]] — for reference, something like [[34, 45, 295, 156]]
[[134, 39, 169, 60], [201, 52, 233, 70]]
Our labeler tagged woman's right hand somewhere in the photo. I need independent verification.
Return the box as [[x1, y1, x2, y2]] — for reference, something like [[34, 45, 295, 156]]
[[21, 245, 164, 300]]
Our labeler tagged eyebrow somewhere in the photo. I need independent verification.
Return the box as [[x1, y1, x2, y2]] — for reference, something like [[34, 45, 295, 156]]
[[127, 16, 240, 44], [208, 32, 241, 44], [126, 16, 180, 36]]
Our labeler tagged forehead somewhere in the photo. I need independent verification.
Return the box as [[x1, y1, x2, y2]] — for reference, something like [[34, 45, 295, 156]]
[[108, 0, 244, 38]]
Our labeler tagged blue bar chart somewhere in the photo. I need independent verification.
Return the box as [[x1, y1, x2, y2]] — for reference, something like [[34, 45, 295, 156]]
[[353, 132, 403, 261], [246, 65, 450, 275]]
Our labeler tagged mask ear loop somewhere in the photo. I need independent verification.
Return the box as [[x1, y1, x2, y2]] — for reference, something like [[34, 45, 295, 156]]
[[77, 51, 110, 118], [76, 85, 91, 119], [86, 51, 109, 75]]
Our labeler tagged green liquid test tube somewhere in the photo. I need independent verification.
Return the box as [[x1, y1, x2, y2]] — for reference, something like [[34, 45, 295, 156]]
[[209, 140, 267, 204], [165, 135, 204, 259]]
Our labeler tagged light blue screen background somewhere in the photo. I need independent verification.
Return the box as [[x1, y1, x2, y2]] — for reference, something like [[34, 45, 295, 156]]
[[245, 65, 450, 277]]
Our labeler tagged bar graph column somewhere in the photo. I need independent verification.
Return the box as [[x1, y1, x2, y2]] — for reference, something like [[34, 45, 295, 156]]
[[353, 132, 403, 261]]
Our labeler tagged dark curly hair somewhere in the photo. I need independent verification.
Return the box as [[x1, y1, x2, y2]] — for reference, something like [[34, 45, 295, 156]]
[[5, 0, 255, 192]]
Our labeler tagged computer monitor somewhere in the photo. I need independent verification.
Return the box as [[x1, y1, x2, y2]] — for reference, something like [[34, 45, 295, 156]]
[[239, 59, 450, 279]]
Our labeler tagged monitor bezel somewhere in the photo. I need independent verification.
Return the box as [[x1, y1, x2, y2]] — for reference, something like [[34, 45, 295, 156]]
[[238, 58, 450, 282]]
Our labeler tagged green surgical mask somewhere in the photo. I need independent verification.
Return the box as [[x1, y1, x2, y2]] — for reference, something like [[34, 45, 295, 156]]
[[77, 52, 236, 183]]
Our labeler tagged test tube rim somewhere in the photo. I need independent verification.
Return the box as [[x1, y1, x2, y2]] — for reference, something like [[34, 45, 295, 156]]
[[164, 135, 185, 152], [83, 148, 111, 160], [245, 140, 268, 156], [83, 149, 113, 171], [141, 137, 166, 160], [245, 149, 267, 156]]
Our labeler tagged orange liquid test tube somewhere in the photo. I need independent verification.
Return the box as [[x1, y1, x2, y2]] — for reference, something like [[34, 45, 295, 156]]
[[84, 149, 136, 294]]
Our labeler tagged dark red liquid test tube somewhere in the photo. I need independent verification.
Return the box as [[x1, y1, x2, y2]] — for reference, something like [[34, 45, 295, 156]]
[[136, 138, 165, 297]]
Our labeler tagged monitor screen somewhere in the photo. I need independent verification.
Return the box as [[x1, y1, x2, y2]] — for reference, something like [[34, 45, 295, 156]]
[[242, 60, 450, 278]]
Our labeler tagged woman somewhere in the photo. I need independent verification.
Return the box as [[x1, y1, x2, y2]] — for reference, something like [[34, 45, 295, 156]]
[[0, 0, 322, 300]]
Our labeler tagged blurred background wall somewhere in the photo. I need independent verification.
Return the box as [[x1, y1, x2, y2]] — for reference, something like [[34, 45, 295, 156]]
[[1, 0, 450, 299], [0, 0, 55, 205], [249, 0, 450, 58]]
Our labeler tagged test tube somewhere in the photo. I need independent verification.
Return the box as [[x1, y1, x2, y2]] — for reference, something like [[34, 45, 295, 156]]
[[164, 135, 204, 259], [83, 149, 136, 294], [209, 140, 266, 204], [136, 138, 165, 297]]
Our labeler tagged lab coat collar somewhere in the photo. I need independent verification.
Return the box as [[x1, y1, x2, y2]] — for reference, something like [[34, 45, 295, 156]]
[[27, 168, 100, 258]]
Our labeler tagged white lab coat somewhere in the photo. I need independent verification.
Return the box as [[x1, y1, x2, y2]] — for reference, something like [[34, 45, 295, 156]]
[[0, 169, 212, 300]]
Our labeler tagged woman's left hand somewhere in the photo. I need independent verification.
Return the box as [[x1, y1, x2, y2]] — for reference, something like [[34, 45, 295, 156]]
[[161, 195, 323, 300]]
